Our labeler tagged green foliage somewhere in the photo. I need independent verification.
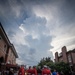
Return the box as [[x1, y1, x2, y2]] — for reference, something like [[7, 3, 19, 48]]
[[37, 57, 53, 68], [55, 62, 70, 73], [37, 57, 70, 73]]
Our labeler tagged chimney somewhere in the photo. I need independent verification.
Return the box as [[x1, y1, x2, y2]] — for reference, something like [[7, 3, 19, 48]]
[[62, 46, 68, 63], [55, 52, 59, 62]]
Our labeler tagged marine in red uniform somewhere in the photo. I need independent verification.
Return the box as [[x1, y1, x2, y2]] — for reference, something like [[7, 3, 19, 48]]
[[32, 66, 37, 75], [27, 66, 32, 75], [18, 65, 25, 75], [42, 65, 51, 75]]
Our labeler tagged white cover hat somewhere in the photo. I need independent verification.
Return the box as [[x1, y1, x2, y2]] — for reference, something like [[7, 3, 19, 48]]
[[44, 65, 47, 68]]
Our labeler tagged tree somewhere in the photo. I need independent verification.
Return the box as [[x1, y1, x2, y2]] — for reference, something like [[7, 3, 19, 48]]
[[55, 62, 70, 74], [37, 57, 53, 68], [37, 57, 70, 74]]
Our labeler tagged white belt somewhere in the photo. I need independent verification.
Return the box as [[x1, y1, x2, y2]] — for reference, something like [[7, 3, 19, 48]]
[[44, 74, 47, 75], [32, 74, 35, 75]]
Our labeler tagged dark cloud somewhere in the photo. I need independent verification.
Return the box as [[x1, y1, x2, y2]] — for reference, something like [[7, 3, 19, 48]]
[[53, 0, 75, 26], [29, 48, 36, 55], [15, 44, 38, 65], [0, 0, 75, 65], [0, 0, 30, 29]]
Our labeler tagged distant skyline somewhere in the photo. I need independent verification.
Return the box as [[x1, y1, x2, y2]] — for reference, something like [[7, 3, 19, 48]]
[[0, 0, 75, 66]]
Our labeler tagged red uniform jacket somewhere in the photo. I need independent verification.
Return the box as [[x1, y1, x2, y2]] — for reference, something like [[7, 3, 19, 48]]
[[42, 68, 51, 75], [18, 67, 25, 75], [27, 69, 32, 75], [32, 68, 37, 75]]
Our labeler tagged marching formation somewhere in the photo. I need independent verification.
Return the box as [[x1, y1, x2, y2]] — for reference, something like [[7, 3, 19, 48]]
[[0, 64, 75, 75], [18, 65, 57, 75]]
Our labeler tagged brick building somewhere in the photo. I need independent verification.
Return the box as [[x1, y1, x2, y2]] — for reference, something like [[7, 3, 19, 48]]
[[55, 46, 75, 71], [0, 23, 18, 70], [6, 44, 18, 65]]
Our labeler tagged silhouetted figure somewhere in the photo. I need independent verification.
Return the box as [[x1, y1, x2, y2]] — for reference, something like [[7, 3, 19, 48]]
[[9, 68, 14, 75], [18, 65, 25, 75], [32, 66, 37, 75], [37, 66, 42, 75], [27, 66, 32, 75], [71, 71, 75, 75], [1, 70, 6, 75]]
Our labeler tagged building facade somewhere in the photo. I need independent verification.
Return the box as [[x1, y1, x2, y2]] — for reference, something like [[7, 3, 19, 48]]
[[6, 44, 18, 65], [0, 23, 18, 70], [0, 23, 11, 64], [55, 46, 75, 71]]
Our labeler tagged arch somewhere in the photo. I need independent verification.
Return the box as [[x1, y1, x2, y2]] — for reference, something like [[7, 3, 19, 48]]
[[0, 57, 4, 63]]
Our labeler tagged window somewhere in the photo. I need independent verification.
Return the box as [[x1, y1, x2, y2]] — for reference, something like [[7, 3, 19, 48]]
[[4, 45, 6, 48], [68, 55, 72, 63], [9, 51, 12, 57], [0, 35, 2, 40], [11, 53, 13, 57], [60, 58, 63, 61], [12, 60, 13, 64], [4, 44, 7, 51], [59, 58, 63, 62]]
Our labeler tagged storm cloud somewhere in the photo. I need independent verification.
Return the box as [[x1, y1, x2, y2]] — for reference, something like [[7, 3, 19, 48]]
[[0, 0, 75, 65]]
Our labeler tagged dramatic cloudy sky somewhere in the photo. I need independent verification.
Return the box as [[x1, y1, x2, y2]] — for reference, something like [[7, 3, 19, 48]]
[[0, 0, 75, 66]]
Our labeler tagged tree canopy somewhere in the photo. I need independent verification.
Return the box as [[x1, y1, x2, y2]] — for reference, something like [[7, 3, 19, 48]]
[[37, 57, 70, 74]]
